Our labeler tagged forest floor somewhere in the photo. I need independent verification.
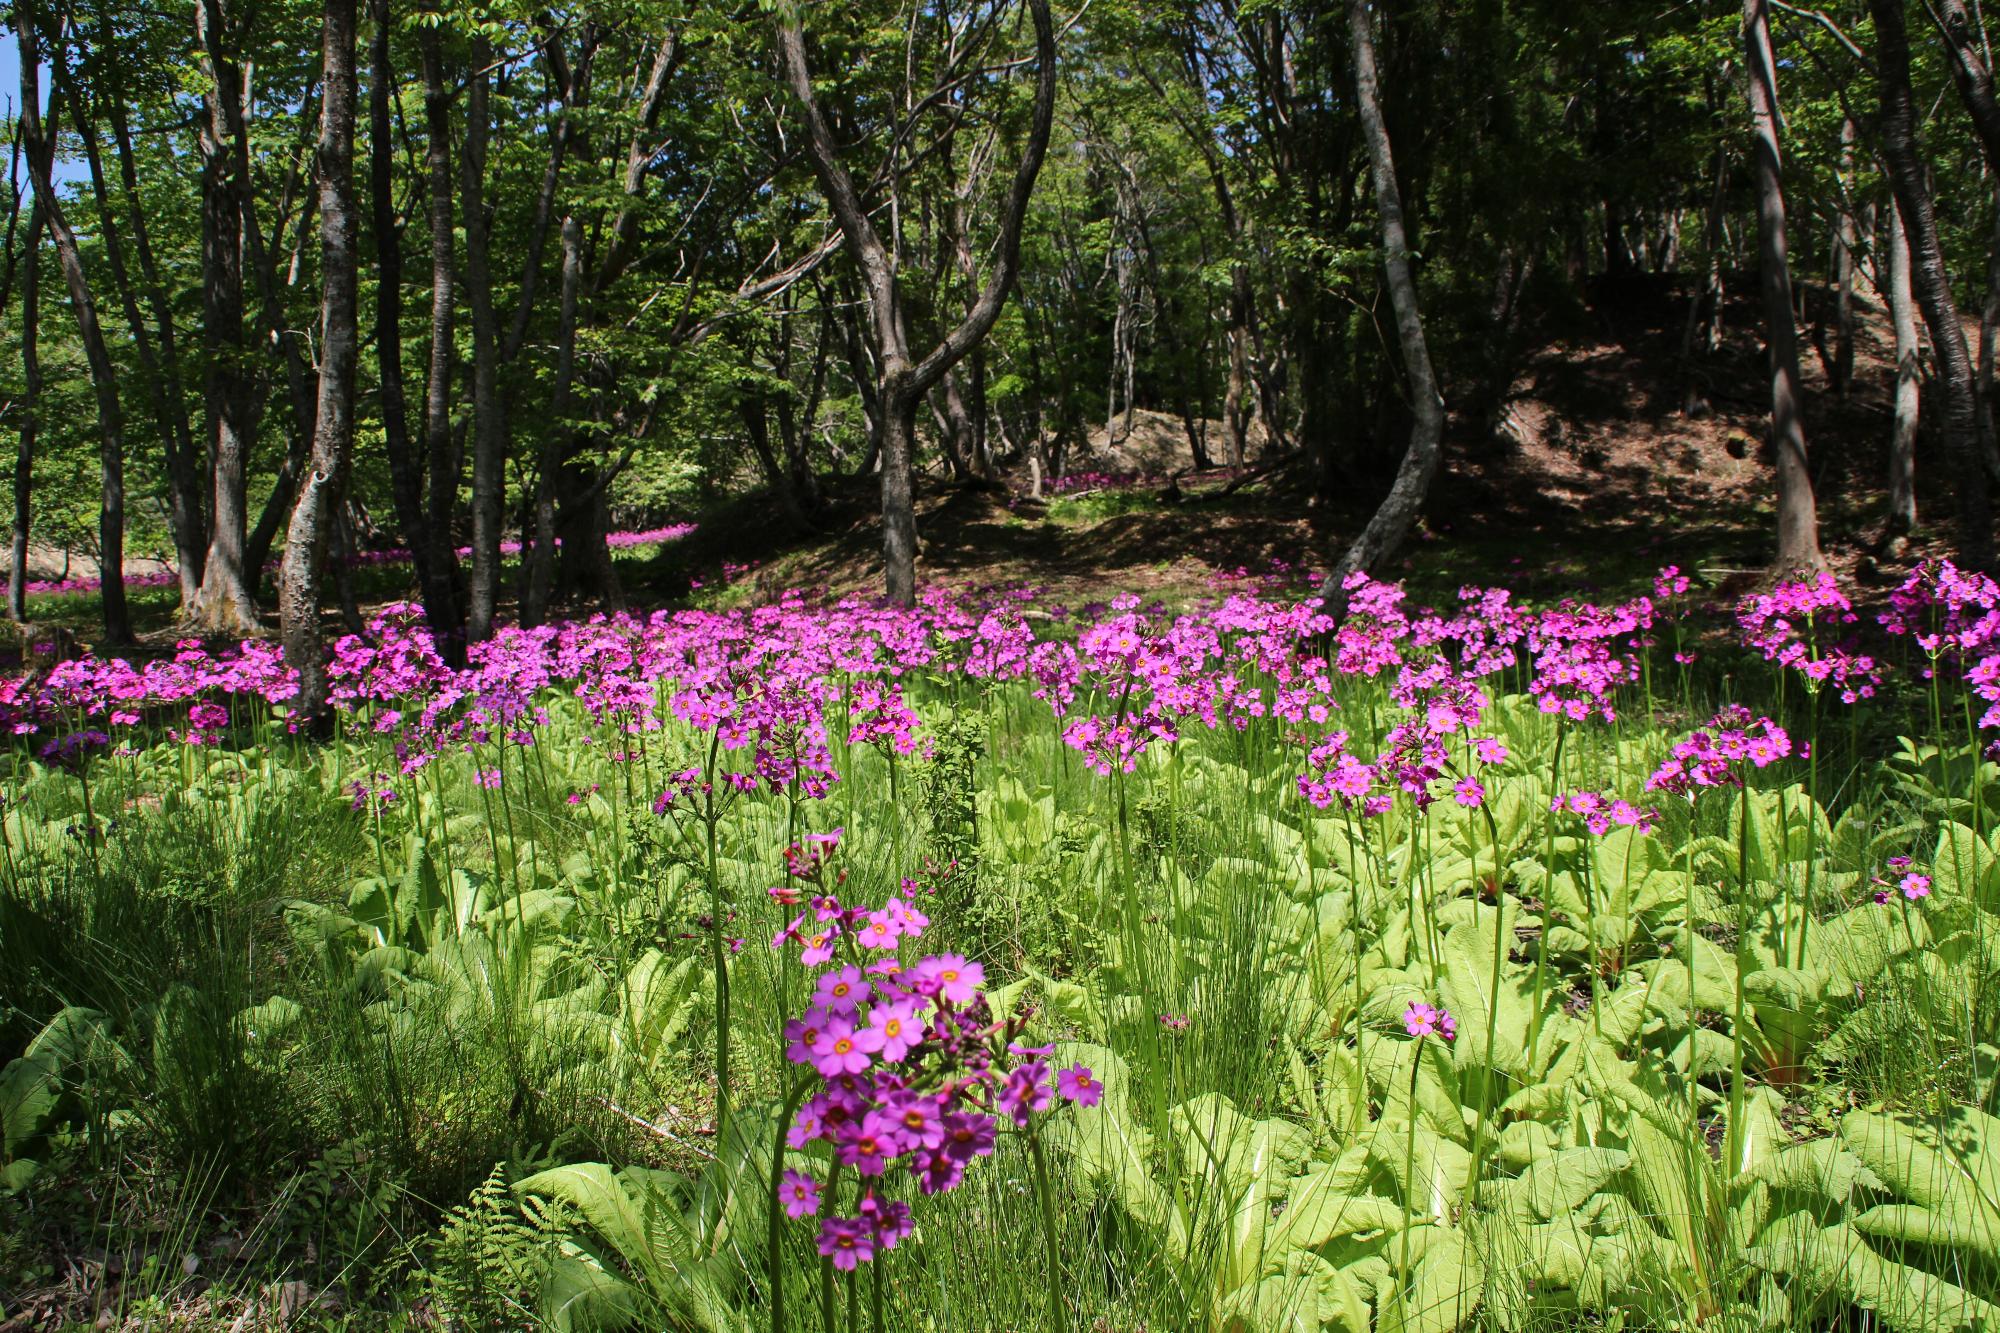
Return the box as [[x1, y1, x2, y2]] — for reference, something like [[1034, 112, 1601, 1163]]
[[660, 268, 1948, 614], [14, 268, 1960, 651]]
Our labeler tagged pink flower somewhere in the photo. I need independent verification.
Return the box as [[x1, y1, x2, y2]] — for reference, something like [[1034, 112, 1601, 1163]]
[[854, 1001, 921, 1064], [998, 1062, 1054, 1126], [1056, 1065, 1103, 1107], [1901, 872, 1932, 900], [835, 1113, 900, 1176], [939, 1111, 997, 1162], [811, 1019, 873, 1077], [784, 1008, 835, 1066], [855, 911, 899, 951], [800, 926, 839, 967], [1403, 1001, 1456, 1042], [914, 954, 983, 1005], [779, 1170, 821, 1219], [817, 1216, 874, 1270], [858, 1193, 914, 1250], [882, 1091, 946, 1151], [812, 967, 868, 1016], [1452, 776, 1485, 808]]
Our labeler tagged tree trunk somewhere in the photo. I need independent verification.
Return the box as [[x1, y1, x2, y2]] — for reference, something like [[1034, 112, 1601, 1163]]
[[1832, 117, 1858, 397], [1977, 184, 2000, 454], [1874, 0, 1994, 567], [524, 215, 584, 627], [742, 394, 804, 526], [70, 77, 206, 609], [368, 0, 454, 638], [103, 93, 205, 608], [502, 25, 597, 366], [187, 0, 260, 634], [775, 0, 1056, 606], [781, 306, 830, 510], [16, 19, 130, 644], [9, 205, 41, 623], [278, 0, 360, 721], [1680, 156, 1727, 371], [462, 41, 506, 640], [878, 389, 920, 606], [1888, 199, 1919, 537], [419, 20, 463, 655], [1224, 277, 1251, 469], [239, 91, 326, 589], [1934, 0, 2000, 179], [1322, 0, 1445, 613], [1743, 0, 1823, 573]]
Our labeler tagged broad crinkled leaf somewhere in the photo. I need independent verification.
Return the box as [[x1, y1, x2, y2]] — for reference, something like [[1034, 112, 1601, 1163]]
[[1483, 1146, 1630, 1223], [1375, 1230, 1484, 1333]]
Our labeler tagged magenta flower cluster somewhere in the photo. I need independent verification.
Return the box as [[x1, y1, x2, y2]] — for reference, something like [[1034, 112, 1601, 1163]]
[[768, 832, 1097, 1270], [18, 564, 1999, 827], [1738, 572, 1881, 703], [1550, 789, 1660, 835], [1644, 705, 1792, 798]]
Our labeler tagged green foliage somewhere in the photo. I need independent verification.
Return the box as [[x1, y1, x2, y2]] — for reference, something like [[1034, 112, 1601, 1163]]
[[2, 660, 1998, 1329]]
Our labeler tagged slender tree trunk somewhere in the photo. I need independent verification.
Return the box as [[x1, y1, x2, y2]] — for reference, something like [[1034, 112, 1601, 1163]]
[[596, 34, 680, 290], [279, 0, 360, 720], [368, 0, 451, 637], [10, 205, 41, 623], [1874, 0, 1994, 566], [240, 94, 326, 586], [1888, 200, 1920, 537], [70, 80, 206, 607], [501, 25, 598, 366], [188, 0, 259, 633], [939, 372, 976, 480], [1322, 0, 1445, 613], [775, 0, 1056, 606], [878, 389, 921, 604], [782, 307, 830, 510], [462, 41, 506, 640], [1478, 250, 1535, 438], [742, 394, 803, 524], [419, 21, 462, 652], [1224, 277, 1251, 468], [1934, 0, 2000, 177], [83, 88, 204, 602], [525, 215, 584, 627], [1833, 117, 1859, 398], [1977, 184, 2000, 452], [1743, 0, 1823, 573], [1680, 152, 1725, 372], [104, 95, 205, 605], [17, 21, 129, 644]]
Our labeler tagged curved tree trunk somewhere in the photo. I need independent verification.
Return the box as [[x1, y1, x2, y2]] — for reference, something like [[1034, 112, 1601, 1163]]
[[1832, 117, 1858, 398], [1320, 0, 1446, 616], [278, 0, 359, 722], [72, 77, 205, 608], [419, 20, 463, 656], [775, 0, 1056, 606], [1742, 0, 1823, 573], [17, 19, 129, 644], [524, 215, 584, 627], [368, 0, 455, 640], [9, 205, 42, 624], [1874, 0, 1994, 567], [462, 41, 506, 641], [1887, 200, 1919, 538]]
